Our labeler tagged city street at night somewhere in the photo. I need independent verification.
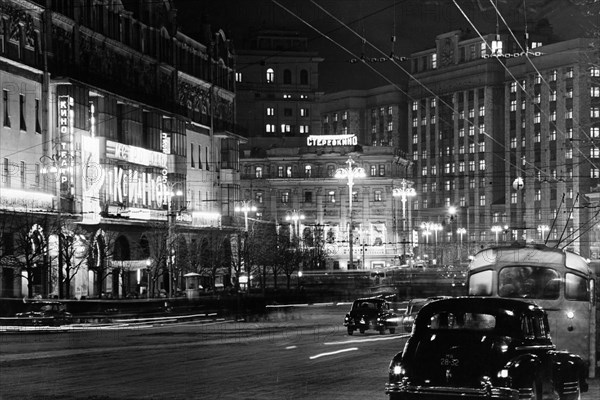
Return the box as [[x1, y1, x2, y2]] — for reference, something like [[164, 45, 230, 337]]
[[1, 304, 599, 400]]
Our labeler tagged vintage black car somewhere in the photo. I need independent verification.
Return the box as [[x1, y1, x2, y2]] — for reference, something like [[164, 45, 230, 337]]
[[15, 301, 72, 326], [385, 297, 588, 400], [344, 297, 399, 335]]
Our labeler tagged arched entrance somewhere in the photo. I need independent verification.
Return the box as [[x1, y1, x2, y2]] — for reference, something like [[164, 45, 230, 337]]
[[112, 235, 131, 298]]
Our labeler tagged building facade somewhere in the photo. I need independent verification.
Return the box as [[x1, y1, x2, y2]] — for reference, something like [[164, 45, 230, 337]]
[[407, 28, 599, 262], [0, 0, 241, 298]]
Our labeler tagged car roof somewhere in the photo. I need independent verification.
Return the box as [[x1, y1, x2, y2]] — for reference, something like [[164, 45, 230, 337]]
[[418, 296, 542, 316]]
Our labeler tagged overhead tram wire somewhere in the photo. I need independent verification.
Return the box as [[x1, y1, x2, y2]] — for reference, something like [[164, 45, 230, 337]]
[[487, 0, 600, 171], [307, 0, 546, 181]]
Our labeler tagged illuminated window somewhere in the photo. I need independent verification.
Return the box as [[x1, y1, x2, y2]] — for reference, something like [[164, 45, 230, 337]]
[[412, 134, 418, 144], [266, 107, 274, 116], [281, 191, 289, 203], [412, 101, 418, 111], [591, 127, 599, 138], [278, 166, 284, 178], [479, 105, 485, 116], [280, 124, 291, 133], [591, 148, 599, 158], [370, 165, 377, 176], [590, 67, 600, 77], [328, 191, 335, 203], [592, 168, 600, 179], [255, 192, 263, 204], [566, 109, 573, 119], [479, 194, 486, 206], [431, 165, 437, 176], [266, 124, 275, 133], [283, 94, 291, 99], [431, 53, 437, 69], [510, 100, 517, 111], [458, 161, 465, 172], [479, 142, 485, 152], [299, 125, 309, 134], [374, 190, 382, 202], [549, 111, 556, 121], [531, 41, 543, 48], [469, 160, 475, 171], [266, 68, 274, 83], [480, 42, 486, 57], [591, 87, 600, 97], [255, 167, 262, 178], [305, 165, 312, 177], [549, 70, 557, 81], [550, 91, 556, 102], [534, 113, 541, 124], [286, 166, 292, 177], [566, 67, 574, 78], [491, 39, 502, 54], [235, 72, 242, 82], [479, 159, 485, 171], [510, 82, 517, 93], [511, 192, 517, 204], [300, 108, 309, 117], [591, 107, 599, 118], [510, 137, 517, 148]]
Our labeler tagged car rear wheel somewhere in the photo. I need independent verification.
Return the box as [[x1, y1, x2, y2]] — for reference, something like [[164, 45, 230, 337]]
[[389, 328, 396, 334], [379, 327, 385, 335], [347, 327, 354, 335], [359, 328, 365, 334]]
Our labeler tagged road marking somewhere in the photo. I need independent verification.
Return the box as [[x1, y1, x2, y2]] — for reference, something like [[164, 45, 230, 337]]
[[309, 347, 358, 360], [324, 334, 410, 345]]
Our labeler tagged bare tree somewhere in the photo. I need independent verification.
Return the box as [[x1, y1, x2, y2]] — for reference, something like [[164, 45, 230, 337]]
[[3, 211, 51, 298], [57, 221, 92, 299], [88, 228, 120, 298]]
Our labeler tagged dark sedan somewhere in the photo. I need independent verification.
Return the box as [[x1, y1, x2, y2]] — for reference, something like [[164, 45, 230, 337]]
[[344, 297, 399, 335], [385, 297, 588, 400], [15, 301, 72, 326]]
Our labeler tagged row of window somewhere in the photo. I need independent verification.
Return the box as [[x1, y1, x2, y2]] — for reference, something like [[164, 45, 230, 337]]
[[1, 89, 42, 133], [252, 189, 390, 205], [262, 68, 310, 85], [249, 164, 388, 179], [266, 107, 310, 117], [264, 124, 310, 134]]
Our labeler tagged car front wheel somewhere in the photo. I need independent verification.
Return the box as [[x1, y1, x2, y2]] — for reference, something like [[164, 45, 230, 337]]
[[347, 327, 354, 335], [519, 379, 541, 400]]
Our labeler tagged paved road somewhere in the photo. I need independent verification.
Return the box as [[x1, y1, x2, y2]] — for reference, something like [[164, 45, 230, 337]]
[[1, 305, 598, 400]]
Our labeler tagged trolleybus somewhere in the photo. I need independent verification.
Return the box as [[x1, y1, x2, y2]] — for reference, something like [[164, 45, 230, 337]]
[[467, 243, 597, 378]]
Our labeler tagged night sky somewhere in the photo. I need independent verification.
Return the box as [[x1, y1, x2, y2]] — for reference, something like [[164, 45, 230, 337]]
[[174, 0, 599, 93]]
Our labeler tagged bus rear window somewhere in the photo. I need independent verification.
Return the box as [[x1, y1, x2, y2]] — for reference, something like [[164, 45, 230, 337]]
[[468, 270, 493, 296], [498, 266, 559, 299], [565, 273, 589, 301]]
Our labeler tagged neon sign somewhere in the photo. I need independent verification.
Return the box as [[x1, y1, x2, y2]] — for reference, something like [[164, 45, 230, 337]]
[[106, 141, 167, 169], [105, 166, 168, 208], [58, 95, 74, 194], [307, 134, 358, 147]]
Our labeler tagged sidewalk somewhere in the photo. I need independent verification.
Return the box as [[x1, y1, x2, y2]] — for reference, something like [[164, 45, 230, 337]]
[[586, 377, 600, 399]]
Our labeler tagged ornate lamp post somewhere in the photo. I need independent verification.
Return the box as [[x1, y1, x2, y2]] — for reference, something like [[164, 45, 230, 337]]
[[285, 209, 305, 239], [235, 201, 257, 232], [393, 179, 416, 256], [538, 224, 550, 243], [457, 227, 467, 265], [235, 200, 257, 278], [491, 225, 506, 244], [166, 183, 184, 298], [335, 156, 365, 270]]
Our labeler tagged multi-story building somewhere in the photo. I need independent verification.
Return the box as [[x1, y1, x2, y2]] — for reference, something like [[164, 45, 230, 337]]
[[0, 0, 240, 298], [407, 28, 599, 261], [239, 79, 411, 270], [235, 29, 323, 141]]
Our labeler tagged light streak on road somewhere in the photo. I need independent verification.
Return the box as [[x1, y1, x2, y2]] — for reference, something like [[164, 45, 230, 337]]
[[285, 346, 297, 349], [324, 334, 410, 346], [309, 347, 358, 360]]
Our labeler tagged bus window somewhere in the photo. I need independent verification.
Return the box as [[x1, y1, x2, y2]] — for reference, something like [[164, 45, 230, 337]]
[[498, 266, 559, 299], [565, 273, 589, 301], [468, 270, 493, 296]]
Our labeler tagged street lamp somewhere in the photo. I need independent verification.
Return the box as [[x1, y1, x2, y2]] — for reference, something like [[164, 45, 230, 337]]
[[166, 183, 184, 298], [491, 225, 507, 244], [393, 179, 416, 256], [285, 210, 305, 239], [538, 224, 550, 244], [335, 156, 366, 270], [235, 200, 257, 278], [235, 200, 257, 232], [457, 228, 467, 265], [392, 179, 416, 231], [431, 223, 443, 264]]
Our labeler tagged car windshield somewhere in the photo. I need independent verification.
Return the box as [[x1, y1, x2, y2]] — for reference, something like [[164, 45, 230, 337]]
[[428, 311, 496, 331]]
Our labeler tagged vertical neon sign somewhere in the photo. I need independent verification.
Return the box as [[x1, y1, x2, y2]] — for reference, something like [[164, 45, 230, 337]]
[[58, 95, 74, 194]]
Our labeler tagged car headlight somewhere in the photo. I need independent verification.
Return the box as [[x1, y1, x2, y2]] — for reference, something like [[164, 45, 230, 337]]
[[393, 365, 405, 376], [497, 369, 509, 379]]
